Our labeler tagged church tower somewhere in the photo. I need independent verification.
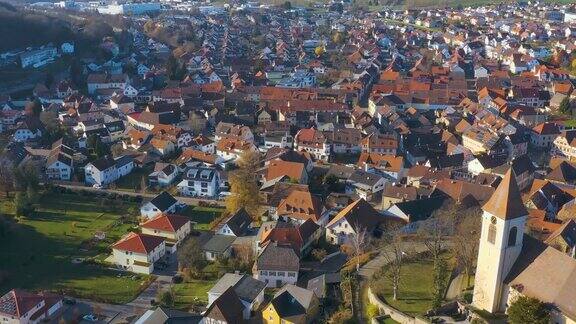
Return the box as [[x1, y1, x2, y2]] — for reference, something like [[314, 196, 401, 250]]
[[472, 168, 528, 313]]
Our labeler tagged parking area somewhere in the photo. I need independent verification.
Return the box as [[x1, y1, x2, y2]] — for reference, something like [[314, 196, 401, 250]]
[[52, 299, 146, 324]]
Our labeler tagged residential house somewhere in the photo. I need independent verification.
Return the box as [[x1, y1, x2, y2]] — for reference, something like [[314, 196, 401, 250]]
[[203, 235, 236, 261], [203, 287, 245, 324], [0, 290, 63, 324], [207, 273, 266, 320], [253, 243, 299, 288], [112, 232, 166, 274], [45, 145, 74, 181], [14, 117, 43, 142], [553, 130, 576, 161], [264, 133, 293, 150], [84, 155, 134, 187], [329, 128, 362, 154], [265, 159, 308, 184], [346, 170, 386, 201], [148, 163, 179, 187], [125, 129, 151, 150], [545, 219, 576, 258], [215, 122, 254, 143], [462, 126, 501, 155], [140, 214, 191, 253], [140, 191, 179, 219], [326, 199, 396, 245], [262, 285, 319, 324], [531, 122, 560, 148], [358, 153, 405, 180], [385, 197, 446, 228], [150, 138, 175, 157], [361, 132, 398, 155], [216, 208, 252, 237], [275, 190, 326, 225], [295, 128, 330, 162], [258, 219, 321, 257], [216, 138, 258, 162], [177, 167, 220, 198], [381, 184, 419, 210]]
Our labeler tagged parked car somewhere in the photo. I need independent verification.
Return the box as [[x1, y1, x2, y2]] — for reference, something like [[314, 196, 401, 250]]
[[82, 314, 98, 322]]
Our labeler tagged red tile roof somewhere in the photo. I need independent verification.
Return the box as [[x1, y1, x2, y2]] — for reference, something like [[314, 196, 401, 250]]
[[0, 290, 43, 318], [112, 232, 164, 254], [141, 214, 190, 233]]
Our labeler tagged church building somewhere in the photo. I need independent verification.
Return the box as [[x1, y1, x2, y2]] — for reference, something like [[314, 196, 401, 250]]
[[473, 168, 576, 323]]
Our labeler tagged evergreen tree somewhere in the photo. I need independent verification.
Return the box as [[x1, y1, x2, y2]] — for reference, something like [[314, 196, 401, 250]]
[[508, 296, 550, 324]]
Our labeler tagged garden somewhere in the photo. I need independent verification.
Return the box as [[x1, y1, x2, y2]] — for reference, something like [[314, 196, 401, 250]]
[[370, 251, 454, 317], [0, 191, 152, 304]]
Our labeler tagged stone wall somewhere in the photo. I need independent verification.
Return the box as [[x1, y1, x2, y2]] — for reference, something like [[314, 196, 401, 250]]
[[367, 287, 429, 324]]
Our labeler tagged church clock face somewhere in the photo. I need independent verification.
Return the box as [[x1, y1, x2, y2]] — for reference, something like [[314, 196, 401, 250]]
[[491, 216, 497, 225]]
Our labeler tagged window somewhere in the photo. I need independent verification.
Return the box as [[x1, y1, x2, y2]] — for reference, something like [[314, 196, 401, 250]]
[[488, 223, 497, 244], [288, 272, 296, 277], [261, 271, 267, 275], [269, 271, 276, 276], [278, 272, 285, 277], [508, 227, 518, 247]]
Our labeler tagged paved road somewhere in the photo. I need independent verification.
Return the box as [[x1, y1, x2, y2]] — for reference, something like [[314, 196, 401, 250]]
[[57, 184, 226, 207]]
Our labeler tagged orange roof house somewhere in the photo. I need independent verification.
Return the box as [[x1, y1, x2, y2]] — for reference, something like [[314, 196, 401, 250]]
[[276, 190, 325, 224]]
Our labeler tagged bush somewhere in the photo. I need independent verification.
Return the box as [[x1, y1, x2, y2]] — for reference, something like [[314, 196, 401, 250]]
[[311, 248, 327, 261], [157, 290, 174, 307], [507, 296, 549, 324], [366, 303, 379, 319]]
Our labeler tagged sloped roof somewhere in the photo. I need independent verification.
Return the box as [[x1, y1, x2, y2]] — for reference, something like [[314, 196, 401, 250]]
[[507, 235, 576, 319], [112, 232, 164, 254], [141, 214, 190, 233], [0, 290, 43, 318], [482, 168, 528, 220], [204, 287, 244, 323], [327, 198, 384, 228]]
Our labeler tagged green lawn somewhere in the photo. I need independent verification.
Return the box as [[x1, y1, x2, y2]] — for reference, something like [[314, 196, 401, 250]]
[[180, 206, 225, 230], [382, 318, 400, 324], [173, 279, 216, 309], [0, 193, 150, 303], [371, 252, 453, 316]]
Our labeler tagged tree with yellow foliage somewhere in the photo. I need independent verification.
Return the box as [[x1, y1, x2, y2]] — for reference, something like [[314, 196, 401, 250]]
[[314, 45, 325, 57], [225, 150, 263, 220]]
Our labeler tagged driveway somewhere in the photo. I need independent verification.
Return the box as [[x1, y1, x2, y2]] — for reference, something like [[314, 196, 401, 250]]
[[127, 275, 173, 309]]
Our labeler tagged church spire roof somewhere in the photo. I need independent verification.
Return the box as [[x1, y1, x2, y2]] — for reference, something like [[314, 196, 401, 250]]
[[482, 167, 528, 220]]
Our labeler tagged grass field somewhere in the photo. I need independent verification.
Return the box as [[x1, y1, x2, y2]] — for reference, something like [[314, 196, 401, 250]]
[[172, 279, 216, 309], [180, 205, 225, 230], [371, 252, 453, 316], [0, 193, 150, 304]]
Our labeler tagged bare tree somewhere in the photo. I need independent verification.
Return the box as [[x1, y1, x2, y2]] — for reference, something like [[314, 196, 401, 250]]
[[452, 206, 482, 287], [418, 200, 455, 261], [379, 230, 407, 301], [349, 222, 371, 273]]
